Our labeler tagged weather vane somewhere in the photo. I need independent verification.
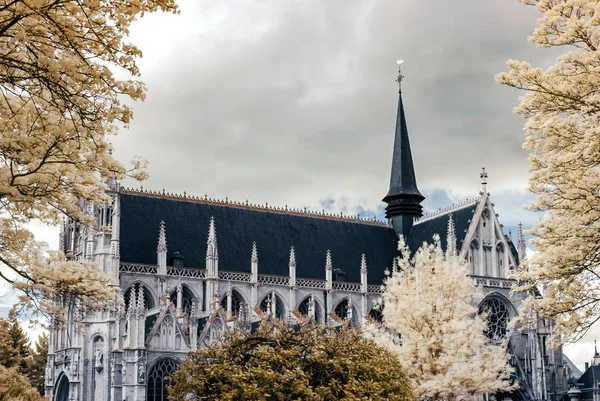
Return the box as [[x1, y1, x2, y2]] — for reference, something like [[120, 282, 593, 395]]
[[396, 59, 404, 92]]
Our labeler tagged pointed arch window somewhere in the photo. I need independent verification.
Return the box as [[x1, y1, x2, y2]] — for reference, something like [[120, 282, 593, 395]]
[[220, 289, 246, 317], [260, 293, 285, 320], [147, 358, 179, 401], [334, 298, 358, 325], [169, 285, 196, 317], [124, 283, 154, 310], [298, 296, 322, 324]]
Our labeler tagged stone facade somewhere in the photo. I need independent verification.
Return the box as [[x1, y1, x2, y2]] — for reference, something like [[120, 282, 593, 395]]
[[45, 81, 570, 401]]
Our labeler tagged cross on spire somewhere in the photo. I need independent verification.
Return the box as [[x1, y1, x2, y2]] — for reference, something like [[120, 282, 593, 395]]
[[396, 59, 405, 93]]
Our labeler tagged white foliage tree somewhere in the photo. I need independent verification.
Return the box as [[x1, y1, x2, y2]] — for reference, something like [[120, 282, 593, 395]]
[[496, 0, 600, 345], [367, 237, 514, 401]]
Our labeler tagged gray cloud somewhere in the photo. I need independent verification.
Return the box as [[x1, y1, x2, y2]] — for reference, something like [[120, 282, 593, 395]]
[[113, 0, 551, 211]]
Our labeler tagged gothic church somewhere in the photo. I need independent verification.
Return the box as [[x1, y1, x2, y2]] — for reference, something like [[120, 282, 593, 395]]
[[46, 72, 571, 401]]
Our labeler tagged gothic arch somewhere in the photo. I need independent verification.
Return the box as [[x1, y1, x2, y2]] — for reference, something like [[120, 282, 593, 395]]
[[297, 295, 324, 324], [469, 239, 480, 275], [147, 357, 180, 401], [259, 291, 287, 320], [53, 373, 70, 401], [123, 281, 157, 310], [169, 284, 198, 316], [219, 287, 248, 316], [333, 298, 359, 325]]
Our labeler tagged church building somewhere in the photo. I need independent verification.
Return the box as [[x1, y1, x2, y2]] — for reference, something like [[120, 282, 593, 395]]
[[46, 70, 571, 401]]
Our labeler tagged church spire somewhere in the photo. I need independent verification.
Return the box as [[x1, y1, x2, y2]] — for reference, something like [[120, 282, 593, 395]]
[[383, 61, 424, 238]]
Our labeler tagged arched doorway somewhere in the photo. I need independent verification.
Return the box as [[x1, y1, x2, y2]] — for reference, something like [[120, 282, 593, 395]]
[[54, 373, 70, 401], [147, 357, 180, 401]]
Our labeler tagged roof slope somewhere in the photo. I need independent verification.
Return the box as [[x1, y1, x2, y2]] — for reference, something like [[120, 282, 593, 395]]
[[406, 202, 477, 253], [119, 192, 399, 284]]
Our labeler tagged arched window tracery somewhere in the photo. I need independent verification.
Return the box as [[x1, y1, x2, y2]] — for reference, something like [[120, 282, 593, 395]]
[[479, 297, 510, 341], [259, 292, 285, 320], [220, 289, 245, 316], [169, 285, 196, 317], [146, 358, 179, 401], [124, 283, 154, 310], [298, 296, 322, 324], [334, 298, 358, 325]]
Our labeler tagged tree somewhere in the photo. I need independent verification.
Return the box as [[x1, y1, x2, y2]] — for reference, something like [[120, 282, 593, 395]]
[[496, 0, 600, 345], [0, 0, 178, 322], [26, 333, 48, 396], [0, 365, 44, 401], [169, 320, 414, 401], [7, 309, 30, 374], [367, 237, 514, 401], [0, 318, 19, 369]]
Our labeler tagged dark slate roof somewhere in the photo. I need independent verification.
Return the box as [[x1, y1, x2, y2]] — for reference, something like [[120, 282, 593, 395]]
[[119, 192, 399, 285], [578, 364, 600, 400], [406, 202, 477, 253]]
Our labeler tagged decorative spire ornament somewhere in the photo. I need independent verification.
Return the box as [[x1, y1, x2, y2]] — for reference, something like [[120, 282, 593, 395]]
[[325, 250, 332, 271], [251, 241, 258, 264], [446, 214, 457, 258], [360, 254, 367, 274], [157, 221, 167, 253], [517, 222, 526, 264], [206, 216, 218, 260]]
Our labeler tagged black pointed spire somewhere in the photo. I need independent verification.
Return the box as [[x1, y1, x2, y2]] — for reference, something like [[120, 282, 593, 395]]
[[383, 64, 424, 238]]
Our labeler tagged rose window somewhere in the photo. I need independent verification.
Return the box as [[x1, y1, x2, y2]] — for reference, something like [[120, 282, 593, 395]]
[[479, 298, 509, 341]]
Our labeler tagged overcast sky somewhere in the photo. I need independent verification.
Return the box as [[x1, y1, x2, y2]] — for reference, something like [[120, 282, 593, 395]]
[[3, 0, 596, 371]]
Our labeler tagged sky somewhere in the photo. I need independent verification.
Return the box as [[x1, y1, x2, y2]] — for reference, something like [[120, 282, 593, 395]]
[[2, 0, 597, 372]]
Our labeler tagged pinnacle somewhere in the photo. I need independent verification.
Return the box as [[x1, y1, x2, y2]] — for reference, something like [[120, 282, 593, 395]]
[[289, 246, 296, 267], [157, 220, 167, 253], [325, 249, 332, 271], [360, 254, 367, 274], [251, 241, 258, 263]]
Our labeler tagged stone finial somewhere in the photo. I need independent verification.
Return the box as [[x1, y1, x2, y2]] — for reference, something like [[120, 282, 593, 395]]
[[392, 257, 398, 273], [157, 221, 167, 253], [360, 254, 367, 274], [446, 214, 456, 258], [289, 246, 296, 268], [206, 216, 218, 260], [325, 250, 332, 271], [251, 242, 258, 264], [517, 222, 526, 263]]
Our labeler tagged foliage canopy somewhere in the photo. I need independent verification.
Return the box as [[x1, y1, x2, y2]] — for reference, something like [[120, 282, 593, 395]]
[[169, 321, 414, 401]]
